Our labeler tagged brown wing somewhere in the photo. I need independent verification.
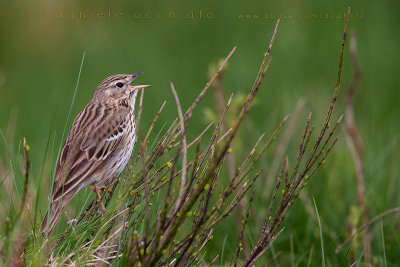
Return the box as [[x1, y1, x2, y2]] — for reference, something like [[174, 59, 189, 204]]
[[51, 102, 130, 202]]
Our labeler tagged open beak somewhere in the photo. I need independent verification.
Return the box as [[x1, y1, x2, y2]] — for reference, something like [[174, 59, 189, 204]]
[[127, 71, 151, 92], [127, 84, 151, 92], [132, 70, 145, 80]]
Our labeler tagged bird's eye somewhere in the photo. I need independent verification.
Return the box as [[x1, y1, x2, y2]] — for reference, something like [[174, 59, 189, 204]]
[[116, 82, 124, 88]]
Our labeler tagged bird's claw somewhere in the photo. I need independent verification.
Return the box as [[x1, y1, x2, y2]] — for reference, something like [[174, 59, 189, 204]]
[[89, 185, 109, 213]]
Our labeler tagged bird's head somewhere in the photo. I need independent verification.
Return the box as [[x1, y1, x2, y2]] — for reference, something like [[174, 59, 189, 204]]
[[93, 71, 150, 108]]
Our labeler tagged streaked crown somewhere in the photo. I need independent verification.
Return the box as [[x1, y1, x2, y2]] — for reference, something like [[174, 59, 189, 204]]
[[92, 71, 149, 108]]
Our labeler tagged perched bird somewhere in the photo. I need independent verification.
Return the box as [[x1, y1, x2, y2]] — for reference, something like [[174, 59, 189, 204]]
[[41, 72, 150, 234]]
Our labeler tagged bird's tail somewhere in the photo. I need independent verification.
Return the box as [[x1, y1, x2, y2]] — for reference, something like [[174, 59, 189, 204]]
[[41, 203, 63, 235]]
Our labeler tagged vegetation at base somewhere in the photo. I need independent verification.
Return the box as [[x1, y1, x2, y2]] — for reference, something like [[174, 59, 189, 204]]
[[0, 5, 399, 266]]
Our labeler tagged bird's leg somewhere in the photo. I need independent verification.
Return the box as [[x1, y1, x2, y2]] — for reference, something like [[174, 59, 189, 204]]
[[89, 185, 107, 212], [96, 185, 112, 193]]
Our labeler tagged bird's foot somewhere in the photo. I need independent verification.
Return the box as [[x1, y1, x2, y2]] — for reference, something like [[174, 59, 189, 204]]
[[97, 185, 112, 193], [89, 185, 107, 213]]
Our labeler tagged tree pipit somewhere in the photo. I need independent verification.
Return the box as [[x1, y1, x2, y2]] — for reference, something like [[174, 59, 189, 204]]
[[41, 71, 150, 234]]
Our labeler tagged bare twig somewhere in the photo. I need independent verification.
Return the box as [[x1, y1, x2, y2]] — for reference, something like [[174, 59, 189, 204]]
[[144, 101, 166, 145], [245, 227, 285, 267], [8, 137, 30, 234], [263, 98, 305, 199], [150, 21, 279, 265], [170, 82, 188, 214], [208, 255, 219, 266], [184, 47, 236, 121], [336, 207, 400, 253], [344, 30, 371, 265], [234, 188, 256, 266], [5, 137, 30, 266], [20, 138, 30, 220], [244, 9, 349, 265], [345, 32, 364, 206], [222, 20, 278, 162], [210, 43, 249, 257], [135, 88, 145, 134]]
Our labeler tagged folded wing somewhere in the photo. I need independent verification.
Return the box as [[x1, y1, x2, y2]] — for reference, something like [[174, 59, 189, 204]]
[[51, 102, 130, 202]]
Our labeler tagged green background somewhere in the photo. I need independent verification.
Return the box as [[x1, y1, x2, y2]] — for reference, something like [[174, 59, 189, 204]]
[[1, 0, 399, 265]]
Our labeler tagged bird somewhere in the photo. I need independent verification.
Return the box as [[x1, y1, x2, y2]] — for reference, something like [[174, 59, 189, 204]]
[[41, 71, 150, 235]]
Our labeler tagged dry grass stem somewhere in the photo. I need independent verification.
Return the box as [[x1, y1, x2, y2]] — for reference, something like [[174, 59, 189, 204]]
[[344, 30, 370, 265]]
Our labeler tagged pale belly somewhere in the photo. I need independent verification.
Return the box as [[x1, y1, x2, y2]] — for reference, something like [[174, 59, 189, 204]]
[[100, 118, 136, 185], [78, 116, 136, 190]]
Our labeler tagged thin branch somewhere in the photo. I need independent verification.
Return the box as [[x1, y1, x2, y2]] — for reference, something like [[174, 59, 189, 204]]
[[184, 47, 236, 121], [19, 138, 30, 220], [136, 88, 145, 134], [336, 207, 400, 253], [10, 137, 30, 233], [263, 98, 305, 199], [344, 30, 370, 265], [170, 82, 188, 215], [244, 227, 285, 267]]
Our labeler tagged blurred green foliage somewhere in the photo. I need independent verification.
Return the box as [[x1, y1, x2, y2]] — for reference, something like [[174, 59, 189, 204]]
[[0, 0, 399, 265]]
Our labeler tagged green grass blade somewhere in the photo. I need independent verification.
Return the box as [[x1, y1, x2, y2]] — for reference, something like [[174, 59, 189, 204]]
[[313, 197, 325, 267], [381, 219, 387, 267], [270, 243, 281, 267], [220, 234, 227, 266], [44, 51, 86, 235], [290, 233, 294, 266], [351, 250, 364, 267]]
